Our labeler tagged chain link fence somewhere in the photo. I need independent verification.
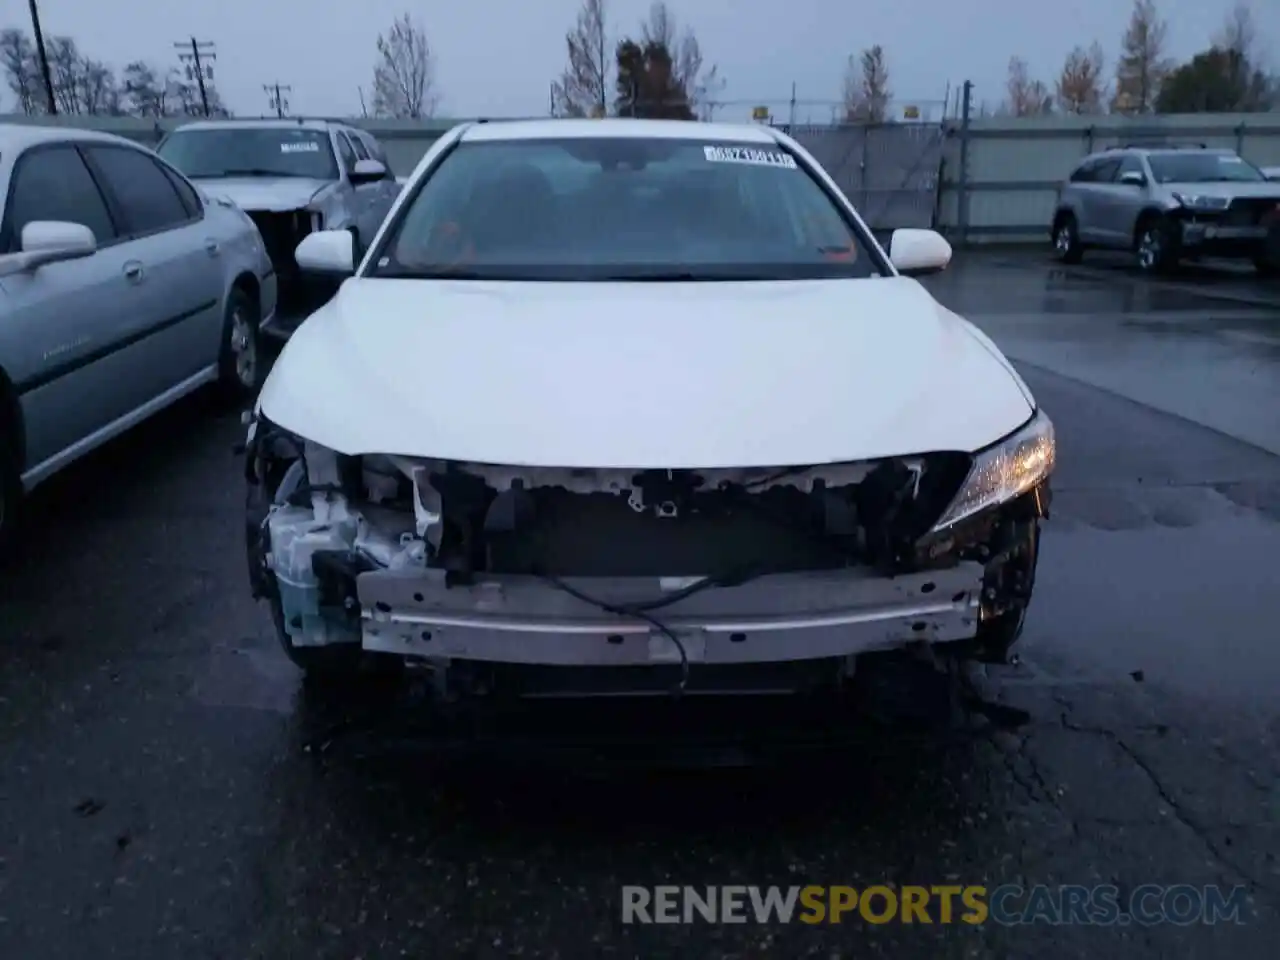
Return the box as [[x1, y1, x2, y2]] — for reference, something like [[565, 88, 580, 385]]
[[777, 122, 947, 231]]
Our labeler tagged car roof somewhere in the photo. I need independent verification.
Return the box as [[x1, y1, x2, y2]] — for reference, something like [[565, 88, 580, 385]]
[[172, 118, 341, 134], [1089, 145, 1232, 159], [1073, 145, 1237, 167], [0, 122, 151, 152], [458, 117, 780, 144]]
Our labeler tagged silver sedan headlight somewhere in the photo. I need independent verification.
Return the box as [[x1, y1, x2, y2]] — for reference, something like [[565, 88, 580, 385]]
[[930, 411, 1056, 532]]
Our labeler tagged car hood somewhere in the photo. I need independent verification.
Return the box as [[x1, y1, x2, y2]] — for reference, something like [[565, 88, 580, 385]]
[[189, 177, 330, 212], [1164, 180, 1280, 200], [257, 276, 1034, 469]]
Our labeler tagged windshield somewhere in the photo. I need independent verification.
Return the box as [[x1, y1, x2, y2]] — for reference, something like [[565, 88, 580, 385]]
[[367, 137, 884, 281], [157, 127, 338, 180], [1147, 152, 1264, 184]]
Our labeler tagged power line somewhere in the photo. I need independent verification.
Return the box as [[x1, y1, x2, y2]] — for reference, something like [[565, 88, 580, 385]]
[[263, 82, 292, 118], [174, 37, 216, 117]]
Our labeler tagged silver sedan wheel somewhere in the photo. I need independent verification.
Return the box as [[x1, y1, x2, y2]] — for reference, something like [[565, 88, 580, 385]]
[[229, 305, 257, 388]]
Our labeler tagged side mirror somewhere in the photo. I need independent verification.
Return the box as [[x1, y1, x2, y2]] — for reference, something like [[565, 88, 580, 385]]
[[1119, 171, 1147, 186], [349, 158, 388, 186], [888, 228, 952, 277], [295, 229, 355, 276], [0, 221, 97, 278]]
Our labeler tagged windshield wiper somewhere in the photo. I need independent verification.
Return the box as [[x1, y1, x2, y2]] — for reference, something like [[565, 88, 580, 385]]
[[597, 271, 733, 281], [217, 168, 317, 178], [373, 267, 515, 280]]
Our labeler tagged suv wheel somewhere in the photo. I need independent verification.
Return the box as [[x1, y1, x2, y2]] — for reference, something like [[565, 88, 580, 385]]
[[1053, 215, 1083, 264], [1135, 218, 1177, 274]]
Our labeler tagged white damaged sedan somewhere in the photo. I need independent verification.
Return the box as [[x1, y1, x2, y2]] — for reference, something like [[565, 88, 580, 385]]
[[243, 118, 1055, 705]]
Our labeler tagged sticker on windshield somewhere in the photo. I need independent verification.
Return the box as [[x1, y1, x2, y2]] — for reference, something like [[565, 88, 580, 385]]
[[280, 141, 321, 153], [703, 145, 797, 168]]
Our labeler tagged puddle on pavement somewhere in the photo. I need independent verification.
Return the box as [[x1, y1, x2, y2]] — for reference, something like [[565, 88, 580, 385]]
[[926, 255, 1279, 317]]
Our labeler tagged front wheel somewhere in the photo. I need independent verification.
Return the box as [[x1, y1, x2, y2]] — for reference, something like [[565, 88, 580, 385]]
[[218, 286, 264, 400], [1053, 215, 1083, 264], [1135, 218, 1178, 275]]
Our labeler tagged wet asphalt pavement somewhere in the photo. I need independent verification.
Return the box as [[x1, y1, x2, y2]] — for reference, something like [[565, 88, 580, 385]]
[[1, 250, 1279, 958]]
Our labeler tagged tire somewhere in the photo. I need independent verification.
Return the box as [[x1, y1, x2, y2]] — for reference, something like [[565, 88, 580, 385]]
[[217, 285, 265, 401], [974, 519, 1041, 663], [1052, 214, 1083, 264], [1134, 217, 1178, 275], [0, 440, 21, 562]]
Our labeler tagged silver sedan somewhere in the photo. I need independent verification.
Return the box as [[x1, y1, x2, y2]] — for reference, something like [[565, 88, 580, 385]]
[[0, 123, 277, 551]]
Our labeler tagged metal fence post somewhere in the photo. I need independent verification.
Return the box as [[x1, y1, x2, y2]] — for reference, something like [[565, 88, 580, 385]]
[[860, 127, 871, 212], [957, 80, 972, 246]]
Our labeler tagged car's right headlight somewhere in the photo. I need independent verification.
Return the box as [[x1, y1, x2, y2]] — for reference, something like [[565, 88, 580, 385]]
[[929, 411, 1056, 532], [1172, 192, 1230, 212]]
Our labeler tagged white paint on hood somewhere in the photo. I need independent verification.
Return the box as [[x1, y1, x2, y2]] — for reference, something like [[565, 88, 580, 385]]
[[258, 275, 1035, 469], [190, 176, 330, 212]]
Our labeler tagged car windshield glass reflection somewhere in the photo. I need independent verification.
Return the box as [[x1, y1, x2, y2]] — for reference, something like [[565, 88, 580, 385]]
[[158, 128, 338, 180], [370, 137, 886, 282], [1147, 153, 1264, 184]]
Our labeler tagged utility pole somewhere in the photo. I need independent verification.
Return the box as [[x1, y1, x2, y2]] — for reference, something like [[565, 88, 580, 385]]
[[263, 82, 292, 118], [357, 86, 368, 119], [27, 0, 56, 115], [175, 37, 216, 117]]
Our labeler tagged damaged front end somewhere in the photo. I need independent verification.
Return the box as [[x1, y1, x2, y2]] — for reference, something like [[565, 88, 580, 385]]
[[244, 413, 1053, 699], [246, 209, 333, 314]]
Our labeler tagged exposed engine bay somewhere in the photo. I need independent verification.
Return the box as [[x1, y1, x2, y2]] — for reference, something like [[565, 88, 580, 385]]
[[245, 418, 1049, 700], [246, 210, 332, 313]]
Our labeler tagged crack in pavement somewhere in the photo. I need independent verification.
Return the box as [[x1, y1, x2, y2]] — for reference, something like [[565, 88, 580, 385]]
[[1049, 709, 1270, 895]]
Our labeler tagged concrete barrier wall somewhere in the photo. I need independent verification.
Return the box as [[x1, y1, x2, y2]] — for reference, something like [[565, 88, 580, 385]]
[[4, 112, 1279, 243]]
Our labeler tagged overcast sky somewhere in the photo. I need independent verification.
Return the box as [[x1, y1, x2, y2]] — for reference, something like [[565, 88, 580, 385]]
[[3, 0, 1276, 120]]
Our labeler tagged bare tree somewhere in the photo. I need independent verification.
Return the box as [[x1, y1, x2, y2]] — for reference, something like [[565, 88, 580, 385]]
[[81, 58, 122, 115], [552, 0, 610, 117], [0, 28, 46, 114], [1215, 1, 1267, 100], [640, 2, 722, 118], [165, 69, 230, 118], [122, 61, 168, 117], [841, 45, 892, 122], [1005, 56, 1053, 116], [1215, 1, 1258, 60], [372, 13, 437, 119], [1111, 0, 1172, 114], [46, 36, 85, 114], [1056, 42, 1106, 114]]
